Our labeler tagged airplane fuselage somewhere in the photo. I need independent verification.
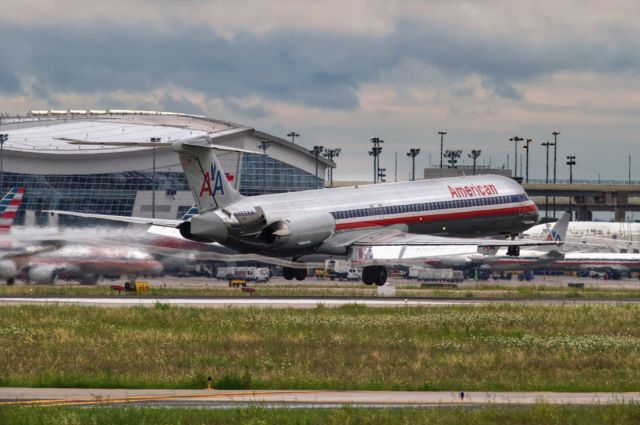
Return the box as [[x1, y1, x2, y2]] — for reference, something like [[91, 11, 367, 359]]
[[205, 174, 538, 256]]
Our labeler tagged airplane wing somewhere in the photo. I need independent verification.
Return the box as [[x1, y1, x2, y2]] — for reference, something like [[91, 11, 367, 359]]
[[44, 210, 181, 228], [0, 244, 60, 259], [350, 229, 561, 248]]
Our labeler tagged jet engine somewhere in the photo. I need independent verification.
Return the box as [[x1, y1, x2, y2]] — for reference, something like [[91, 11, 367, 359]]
[[179, 210, 229, 243], [0, 260, 18, 283], [259, 213, 335, 251], [28, 265, 59, 285]]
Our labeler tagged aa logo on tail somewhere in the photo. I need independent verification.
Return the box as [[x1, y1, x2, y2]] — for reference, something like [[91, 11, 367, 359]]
[[199, 163, 225, 198], [545, 230, 562, 241]]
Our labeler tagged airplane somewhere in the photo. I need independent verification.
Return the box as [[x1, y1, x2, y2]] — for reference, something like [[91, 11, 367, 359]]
[[549, 252, 640, 277], [524, 220, 640, 253], [26, 244, 163, 285], [350, 213, 570, 272], [47, 135, 558, 286], [0, 187, 62, 285]]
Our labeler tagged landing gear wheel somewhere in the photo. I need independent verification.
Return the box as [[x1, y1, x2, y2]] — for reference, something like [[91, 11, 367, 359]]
[[7, 277, 15, 286], [294, 268, 307, 281], [283, 267, 295, 280], [362, 266, 375, 285], [373, 266, 388, 286]]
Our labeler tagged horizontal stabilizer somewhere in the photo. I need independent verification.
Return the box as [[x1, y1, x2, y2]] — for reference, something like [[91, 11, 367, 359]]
[[352, 229, 562, 248], [44, 210, 181, 228], [56, 132, 264, 155]]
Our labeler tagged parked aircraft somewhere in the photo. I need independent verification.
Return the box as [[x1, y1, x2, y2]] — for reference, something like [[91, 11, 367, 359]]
[[550, 252, 640, 276], [0, 187, 53, 285], [351, 213, 570, 272], [27, 244, 163, 285], [49, 135, 557, 285], [524, 220, 640, 253]]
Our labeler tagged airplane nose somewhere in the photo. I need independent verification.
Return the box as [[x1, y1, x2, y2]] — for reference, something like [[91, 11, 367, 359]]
[[518, 201, 539, 226]]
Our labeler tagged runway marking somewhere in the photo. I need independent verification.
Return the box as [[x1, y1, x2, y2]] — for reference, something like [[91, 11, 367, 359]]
[[0, 390, 320, 407], [0, 296, 637, 308], [0, 297, 484, 308]]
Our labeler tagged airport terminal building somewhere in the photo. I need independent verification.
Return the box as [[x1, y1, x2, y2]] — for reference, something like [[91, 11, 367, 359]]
[[0, 110, 332, 226]]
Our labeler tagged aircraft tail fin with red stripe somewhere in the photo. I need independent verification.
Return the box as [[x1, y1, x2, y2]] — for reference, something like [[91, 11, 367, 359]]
[[0, 187, 25, 233]]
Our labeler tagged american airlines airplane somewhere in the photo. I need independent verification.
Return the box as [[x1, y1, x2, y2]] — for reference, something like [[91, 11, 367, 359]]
[[524, 220, 640, 253], [49, 135, 556, 286], [351, 213, 570, 272], [0, 188, 59, 285]]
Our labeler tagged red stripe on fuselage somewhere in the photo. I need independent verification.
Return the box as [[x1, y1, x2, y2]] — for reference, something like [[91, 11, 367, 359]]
[[334, 203, 537, 231], [558, 261, 640, 266]]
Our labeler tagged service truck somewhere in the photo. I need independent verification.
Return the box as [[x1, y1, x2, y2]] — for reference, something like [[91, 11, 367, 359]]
[[325, 259, 351, 280]]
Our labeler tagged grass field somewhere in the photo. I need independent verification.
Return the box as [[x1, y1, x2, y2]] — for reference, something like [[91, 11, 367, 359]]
[[2, 405, 640, 425], [3, 281, 640, 299], [2, 303, 640, 391]]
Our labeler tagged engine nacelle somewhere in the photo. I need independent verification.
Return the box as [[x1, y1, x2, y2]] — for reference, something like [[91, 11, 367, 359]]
[[28, 265, 58, 285], [179, 210, 229, 243], [0, 260, 17, 280], [260, 213, 335, 250]]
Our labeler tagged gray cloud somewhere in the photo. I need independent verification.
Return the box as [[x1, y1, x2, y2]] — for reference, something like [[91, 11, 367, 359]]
[[1, 18, 638, 112]]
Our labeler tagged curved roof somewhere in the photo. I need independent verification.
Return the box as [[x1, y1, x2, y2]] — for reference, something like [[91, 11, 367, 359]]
[[0, 110, 334, 172]]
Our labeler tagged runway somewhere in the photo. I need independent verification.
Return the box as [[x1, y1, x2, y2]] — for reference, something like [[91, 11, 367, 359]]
[[0, 296, 638, 308], [0, 296, 482, 308], [2, 387, 639, 408]]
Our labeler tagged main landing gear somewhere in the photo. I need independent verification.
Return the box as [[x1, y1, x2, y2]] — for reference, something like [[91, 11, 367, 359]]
[[362, 266, 387, 286], [506, 234, 520, 257], [283, 266, 307, 281], [506, 245, 520, 257]]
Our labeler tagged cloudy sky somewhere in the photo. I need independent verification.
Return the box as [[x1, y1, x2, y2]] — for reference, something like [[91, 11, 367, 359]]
[[1, 0, 639, 181]]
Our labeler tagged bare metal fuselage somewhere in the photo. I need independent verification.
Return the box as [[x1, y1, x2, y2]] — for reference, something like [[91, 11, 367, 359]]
[[209, 174, 538, 256]]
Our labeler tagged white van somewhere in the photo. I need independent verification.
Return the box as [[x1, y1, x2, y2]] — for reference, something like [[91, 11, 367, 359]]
[[347, 268, 362, 281]]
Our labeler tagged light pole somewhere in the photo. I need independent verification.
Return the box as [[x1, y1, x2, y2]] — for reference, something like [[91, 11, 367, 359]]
[[468, 149, 481, 175], [258, 140, 272, 193], [150, 137, 161, 218], [324, 148, 341, 187], [509, 136, 523, 179], [287, 131, 300, 144], [438, 131, 447, 169], [310, 145, 324, 188], [406, 148, 420, 181], [566, 155, 576, 218], [369, 137, 383, 183], [541, 141, 555, 218], [523, 139, 533, 183], [552, 131, 560, 218], [377, 168, 386, 183], [444, 149, 462, 168], [0, 134, 7, 191]]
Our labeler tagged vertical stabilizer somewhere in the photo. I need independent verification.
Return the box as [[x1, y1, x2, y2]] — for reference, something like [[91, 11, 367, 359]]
[[0, 187, 24, 232], [545, 212, 570, 242], [173, 137, 244, 212]]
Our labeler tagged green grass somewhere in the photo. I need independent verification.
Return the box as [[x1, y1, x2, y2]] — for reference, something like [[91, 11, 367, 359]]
[[3, 281, 640, 299], [3, 405, 640, 425], [3, 304, 640, 391]]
